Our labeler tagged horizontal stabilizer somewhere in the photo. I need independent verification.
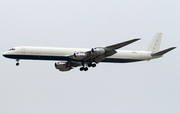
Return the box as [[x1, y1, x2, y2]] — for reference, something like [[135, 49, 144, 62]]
[[151, 47, 176, 57]]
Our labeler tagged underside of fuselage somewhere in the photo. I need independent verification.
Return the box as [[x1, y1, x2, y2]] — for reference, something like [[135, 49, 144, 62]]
[[3, 54, 143, 63]]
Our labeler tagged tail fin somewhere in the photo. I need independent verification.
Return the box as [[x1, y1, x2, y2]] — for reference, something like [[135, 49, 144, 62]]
[[144, 33, 162, 53]]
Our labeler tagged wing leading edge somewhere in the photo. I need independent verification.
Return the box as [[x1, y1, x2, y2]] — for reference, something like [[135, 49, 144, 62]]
[[105, 38, 141, 50]]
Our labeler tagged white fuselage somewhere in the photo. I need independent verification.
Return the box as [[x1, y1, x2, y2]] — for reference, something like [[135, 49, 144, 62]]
[[2, 33, 175, 71], [3, 46, 154, 63]]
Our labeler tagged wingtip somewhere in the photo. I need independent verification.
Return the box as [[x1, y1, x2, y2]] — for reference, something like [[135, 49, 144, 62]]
[[134, 38, 141, 41], [170, 47, 177, 49]]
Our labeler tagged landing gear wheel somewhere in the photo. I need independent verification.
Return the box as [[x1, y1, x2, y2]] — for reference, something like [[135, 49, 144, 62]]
[[16, 59, 20, 66], [79, 67, 88, 71], [92, 64, 96, 68], [88, 63, 96, 68], [84, 67, 88, 71], [88, 63, 92, 67], [80, 67, 84, 71], [16, 63, 19, 66]]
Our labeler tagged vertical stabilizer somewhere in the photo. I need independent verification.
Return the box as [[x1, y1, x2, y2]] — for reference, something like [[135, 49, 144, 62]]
[[144, 33, 162, 53]]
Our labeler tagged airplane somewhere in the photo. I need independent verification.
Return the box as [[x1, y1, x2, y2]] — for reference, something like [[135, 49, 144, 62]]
[[2, 33, 176, 72]]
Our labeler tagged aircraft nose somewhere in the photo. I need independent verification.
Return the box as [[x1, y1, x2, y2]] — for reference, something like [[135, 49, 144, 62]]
[[2, 52, 8, 58]]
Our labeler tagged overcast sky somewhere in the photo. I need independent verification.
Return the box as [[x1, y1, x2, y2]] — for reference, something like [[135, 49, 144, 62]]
[[0, 0, 180, 113]]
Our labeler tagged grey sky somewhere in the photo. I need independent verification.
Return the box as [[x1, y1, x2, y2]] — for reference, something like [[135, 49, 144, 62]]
[[0, 0, 180, 113]]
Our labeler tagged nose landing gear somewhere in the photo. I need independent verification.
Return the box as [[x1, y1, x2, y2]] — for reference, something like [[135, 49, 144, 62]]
[[16, 59, 19, 66], [16, 63, 19, 66]]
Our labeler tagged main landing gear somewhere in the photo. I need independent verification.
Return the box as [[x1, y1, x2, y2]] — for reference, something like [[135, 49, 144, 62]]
[[80, 67, 88, 71], [79, 62, 88, 71], [16, 59, 19, 66], [79, 63, 96, 71], [88, 63, 96, 68]]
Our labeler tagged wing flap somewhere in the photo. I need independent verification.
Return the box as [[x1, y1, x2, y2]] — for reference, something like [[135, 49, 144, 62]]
[[105, 49, 117, 56], [94, 55, 106, 63]]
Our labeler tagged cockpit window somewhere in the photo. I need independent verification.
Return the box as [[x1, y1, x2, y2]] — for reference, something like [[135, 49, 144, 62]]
[[9, 48, 15, 51]]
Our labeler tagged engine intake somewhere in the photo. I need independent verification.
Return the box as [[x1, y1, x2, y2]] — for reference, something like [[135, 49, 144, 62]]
[[55, 62, 71, 71], [73, 52, 87, 60], [91, 47, 105, 55]]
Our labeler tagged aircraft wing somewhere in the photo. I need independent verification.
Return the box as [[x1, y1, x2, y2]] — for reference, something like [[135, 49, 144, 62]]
[[91, 38, 141, 63], [105, 38, 141, 50], [68, 38, 140, 63], [67, 61, 82, 67]]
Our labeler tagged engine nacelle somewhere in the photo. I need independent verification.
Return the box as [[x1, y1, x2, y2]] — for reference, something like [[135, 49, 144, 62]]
[[91, 47, 105, 55], [73, 52, 87, 60], [55, 62, 71, 71]]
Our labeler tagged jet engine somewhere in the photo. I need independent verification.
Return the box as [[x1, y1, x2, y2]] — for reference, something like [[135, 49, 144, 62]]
[[73, 52, 87, 60], [55, 62, 71, 71], [91, 47, 105, 55]]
